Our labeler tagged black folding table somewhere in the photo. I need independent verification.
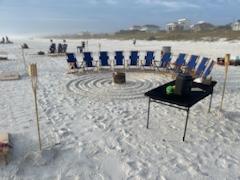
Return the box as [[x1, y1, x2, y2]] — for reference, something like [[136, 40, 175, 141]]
[[144, 80, 217, 141]]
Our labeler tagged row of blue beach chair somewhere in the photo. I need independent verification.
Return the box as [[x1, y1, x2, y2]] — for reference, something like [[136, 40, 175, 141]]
[[66, 51, 215, 79]]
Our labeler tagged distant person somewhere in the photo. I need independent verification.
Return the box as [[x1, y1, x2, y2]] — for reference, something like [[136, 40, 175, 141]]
[[98, 43, 101, 51], [5, 36, 12, 44], [0, 37, 5, 44], [62, 39, 68, 53], [79, 46, 83, 53], [49, 39, 56, 54], [57, 43, 63, 53], [133, 39, 136, 46], [82, 41, 85, 49]]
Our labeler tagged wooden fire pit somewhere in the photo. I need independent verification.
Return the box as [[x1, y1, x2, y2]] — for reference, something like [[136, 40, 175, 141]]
[[113, 72, 126, 84]]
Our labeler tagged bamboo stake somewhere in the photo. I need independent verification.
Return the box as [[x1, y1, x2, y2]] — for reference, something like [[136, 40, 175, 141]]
[[98, 42, 101, 52], [28, 64, 42, 150], [220, 54, 230, 110], [21, 48, 28, 72], [86, 40, 88, 51]]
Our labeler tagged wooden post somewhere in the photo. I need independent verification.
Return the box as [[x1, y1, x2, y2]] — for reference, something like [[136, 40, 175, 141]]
[[28, 64, 42, 150], [220, 54, 230, 110]]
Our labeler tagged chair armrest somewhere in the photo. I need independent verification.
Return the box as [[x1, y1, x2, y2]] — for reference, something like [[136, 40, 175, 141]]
[[94, 60, 99, 67], [153, 60, 159, 65]]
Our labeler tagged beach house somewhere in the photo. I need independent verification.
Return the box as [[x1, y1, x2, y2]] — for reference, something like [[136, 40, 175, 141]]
[[129, 25, 160, 32], [129, 25, 142, 31], [166, 18, 191, 32], [177, 18, 191, 30], [191, 21, 215, 32], [140, 25, 160, 33], [231, 20, 240, 31], [166, 22, 179, 32]]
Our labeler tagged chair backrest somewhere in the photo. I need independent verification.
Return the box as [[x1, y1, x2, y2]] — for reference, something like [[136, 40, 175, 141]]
[[144, 51, 155, 66], [159, 52, 172, 68], [66, 53, 77, 63], [49, 43, 56, 53], [62, 44, 68, 53], [195, 57, 209, 77], [114, 51, 124, 66], [129, 51, 139, 66], [83, 52, 94, 67], [58, 43, 63, 53], [99, 51, 109, 66], [186, 55, 199, 70], [202, 60, 214, 78], [175, 53, 186, 66]]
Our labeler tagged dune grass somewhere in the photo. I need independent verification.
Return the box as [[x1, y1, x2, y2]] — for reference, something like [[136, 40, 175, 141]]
[[47, 29, 240, 41]]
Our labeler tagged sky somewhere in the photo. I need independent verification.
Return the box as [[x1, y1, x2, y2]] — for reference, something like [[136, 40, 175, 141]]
[[0, 0, 240, 36]]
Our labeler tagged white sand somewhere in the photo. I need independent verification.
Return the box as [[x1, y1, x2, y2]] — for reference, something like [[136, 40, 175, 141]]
[[0, 39, 239, 180]]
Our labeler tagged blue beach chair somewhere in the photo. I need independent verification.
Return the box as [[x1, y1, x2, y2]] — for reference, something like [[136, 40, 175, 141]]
[[66, 53, 79, 73], [155, 52, 172, 70], [83, 52, 96, 71], [99, 51, 111, 70], [128, 51, 139, 68], [174, 53, 186, 66], [66, 53, 77, 62], [113, 51, 125, 69], [195, 57, 209, 77], [185, 55, 199, 71], [141, 51, 155, 69], [202, 60, 214, 79], [171, 53, 187, 73]]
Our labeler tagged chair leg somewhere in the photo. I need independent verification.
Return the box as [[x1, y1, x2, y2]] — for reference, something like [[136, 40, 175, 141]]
[[183, 108, 190, 142], [146, 98, 151, 129], [4, 155, 8, 165], [208, 93, 213, 113]]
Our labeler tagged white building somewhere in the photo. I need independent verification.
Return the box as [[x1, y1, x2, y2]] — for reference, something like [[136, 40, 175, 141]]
[[129, 25, 142, 31], [129, 25, 160, 32], [232, 20, 240, 31], [177, 18, 191, 30], [191, 21, 215, 32], [166, 22, 179, 32], [166, 18, 191, 32], [140, 25, 160, 33]]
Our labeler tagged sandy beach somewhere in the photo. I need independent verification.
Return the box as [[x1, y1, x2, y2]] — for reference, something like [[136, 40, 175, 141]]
[[0, 39, 240, 179]]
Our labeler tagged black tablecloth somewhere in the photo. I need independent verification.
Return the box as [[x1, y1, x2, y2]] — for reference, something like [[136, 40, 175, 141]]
[[145, 81, 217, 108]]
